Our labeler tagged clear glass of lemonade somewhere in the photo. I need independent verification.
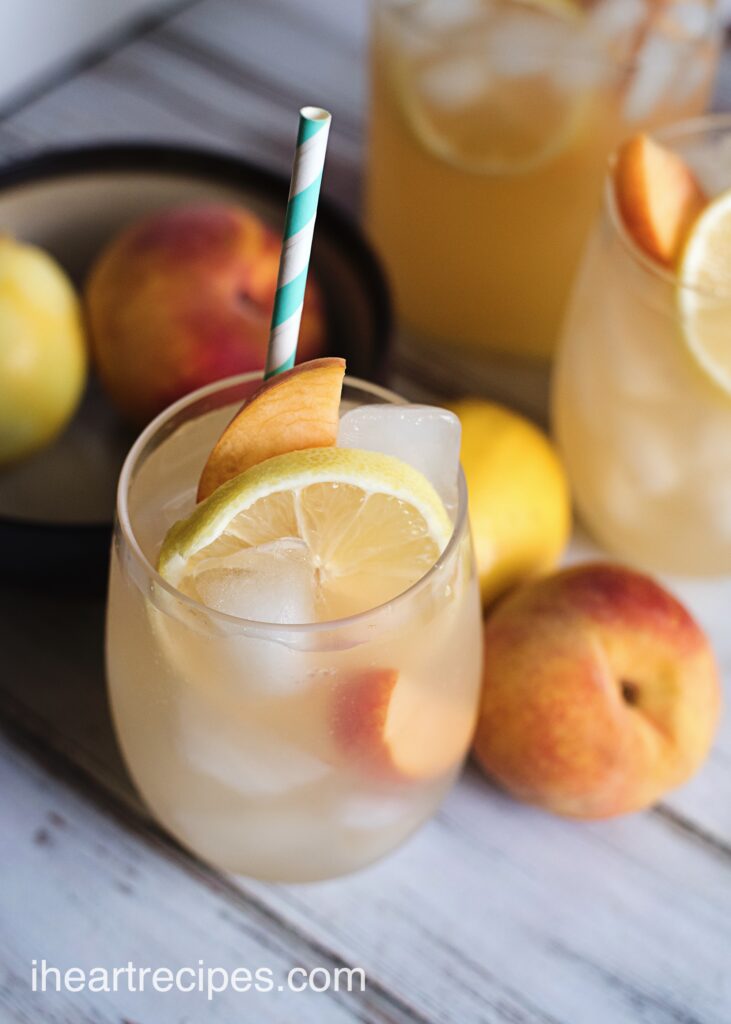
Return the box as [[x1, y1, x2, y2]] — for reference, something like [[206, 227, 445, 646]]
[[107, 373, 483, 882], [553, 114, 731, 575], [368, 0, 720, 396]]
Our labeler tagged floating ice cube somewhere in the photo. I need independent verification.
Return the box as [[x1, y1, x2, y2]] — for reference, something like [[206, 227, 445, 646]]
[[338, 792, 419, 830], [592, 461, 639, 530], [623, 36, 680, 123], [155, 541, 319, 698], [487, 7, 575, 77], [411, 0, 487, 35], [589, 0, 647, 52], [665, 2, 713, 39], [417, 55, 493, 111], [178, 699, 331, 798], [554, 55, 609, 92], [338, 404, 461, 511], [620, 418, 681, 497], [671, 56, 708, 107], [192, 539, 316, 624]]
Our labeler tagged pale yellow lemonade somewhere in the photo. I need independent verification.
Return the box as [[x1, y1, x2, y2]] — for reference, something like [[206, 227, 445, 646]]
[[107, 376, 483, 882], [553, 118, 731, 574], [368, 0, 719, 368]]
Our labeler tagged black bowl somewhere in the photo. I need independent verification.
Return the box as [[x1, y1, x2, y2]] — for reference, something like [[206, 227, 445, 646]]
[[0, 142, 392, 591]]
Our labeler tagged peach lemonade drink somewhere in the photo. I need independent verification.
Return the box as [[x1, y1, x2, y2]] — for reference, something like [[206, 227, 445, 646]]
[[107, 361, 483, 881], [368, 0, 719, 368], [553, 118, 731, 574]]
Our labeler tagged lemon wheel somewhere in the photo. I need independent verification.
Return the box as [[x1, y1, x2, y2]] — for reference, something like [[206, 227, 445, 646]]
[[159, 447, 454, 621]]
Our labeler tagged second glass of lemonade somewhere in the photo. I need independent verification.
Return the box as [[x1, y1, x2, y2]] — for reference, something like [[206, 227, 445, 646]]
[[107, 374, 483, 882], [553, 115, 731, 575], [368, 0, 719, 399]]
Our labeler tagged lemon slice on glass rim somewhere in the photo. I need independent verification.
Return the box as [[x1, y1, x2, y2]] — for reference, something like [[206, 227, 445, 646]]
[[158, 446, 454, 623], [677, 187, 731, 397], [386, 0, 588, 176]]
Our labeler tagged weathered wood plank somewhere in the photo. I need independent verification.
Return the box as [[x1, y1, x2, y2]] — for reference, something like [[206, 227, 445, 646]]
[[0, 724, 417, 1024], [2, 704, 730, 1024], [243, 766, 731, 1024]]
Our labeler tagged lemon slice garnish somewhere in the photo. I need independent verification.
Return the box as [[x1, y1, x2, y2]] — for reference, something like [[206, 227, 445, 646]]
[[677, 187, 731, 397], [158, 447, 453, 621]]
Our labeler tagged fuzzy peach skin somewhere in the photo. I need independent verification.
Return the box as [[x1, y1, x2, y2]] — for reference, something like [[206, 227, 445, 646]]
[[85, 203, 325, 424], [474, 564, 721, 819]]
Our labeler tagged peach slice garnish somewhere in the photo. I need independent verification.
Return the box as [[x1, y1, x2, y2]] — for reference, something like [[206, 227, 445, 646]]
[[332, 669, 476, 782], [197, 356, 345, 501], [614, 133, 706, 267]]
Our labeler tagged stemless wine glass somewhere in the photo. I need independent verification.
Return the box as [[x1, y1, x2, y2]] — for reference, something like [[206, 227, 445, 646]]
[[553, 114, 731, 575], [107, 373, 483, 882], [368, 0, 720, 403]]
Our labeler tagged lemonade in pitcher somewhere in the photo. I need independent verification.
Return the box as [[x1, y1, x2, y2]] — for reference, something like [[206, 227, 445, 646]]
[[368, 0, 719, 384], [106, 362, 483, 881]]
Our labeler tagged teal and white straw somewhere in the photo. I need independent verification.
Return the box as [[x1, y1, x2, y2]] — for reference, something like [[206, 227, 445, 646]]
[[264, 106, 332, 379]]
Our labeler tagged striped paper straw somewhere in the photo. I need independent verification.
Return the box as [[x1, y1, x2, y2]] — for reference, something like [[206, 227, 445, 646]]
[[264, 106, 332, 379]]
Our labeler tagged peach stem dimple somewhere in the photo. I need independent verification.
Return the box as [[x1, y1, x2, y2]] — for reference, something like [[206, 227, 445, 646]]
[[621, 679, 641, 706]]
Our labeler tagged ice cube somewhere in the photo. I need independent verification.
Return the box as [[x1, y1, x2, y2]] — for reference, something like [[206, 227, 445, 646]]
[[623, 36, 680, 123], [338, 404, 461, 511], [589, 0, 647, 52], [154, 540, 319, 698], [620, 416, 681, 496], [592, 461, 639, 530], [338, 792, 419, 830], [178, 697, 331, 798], [417, 55, 494, 111], [486, 7, 575, 77], [670, 56, 708, 106], [411, 0, 487, 35], [192, 538, 316, 624], [665, 2, 713, 39]]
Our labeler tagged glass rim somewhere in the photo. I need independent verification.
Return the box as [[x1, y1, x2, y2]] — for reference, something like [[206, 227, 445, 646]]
[[378, 0, 718, 67], [605, 112, 731, 301], [115, 371, 470, 635]]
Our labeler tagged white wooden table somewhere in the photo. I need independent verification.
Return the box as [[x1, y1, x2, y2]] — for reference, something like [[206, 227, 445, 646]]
[[1, 3, 730, 1021]]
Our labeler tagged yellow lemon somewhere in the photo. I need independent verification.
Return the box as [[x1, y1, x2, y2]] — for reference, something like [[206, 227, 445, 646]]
[[448, 400, 571, 605], [0, 236, 87, 464]]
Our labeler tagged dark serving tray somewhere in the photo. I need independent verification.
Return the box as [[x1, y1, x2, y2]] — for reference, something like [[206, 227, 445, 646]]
[[0, 142, 392, 591]]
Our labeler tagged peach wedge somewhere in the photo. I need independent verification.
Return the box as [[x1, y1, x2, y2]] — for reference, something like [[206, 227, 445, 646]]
[[197, 356, 345, 501], [614, 133, 706, 267], [332, 669, 475, 782]]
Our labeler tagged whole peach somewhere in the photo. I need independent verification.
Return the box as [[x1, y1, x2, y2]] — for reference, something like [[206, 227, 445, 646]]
[[474, 563, 720, 818], [85, 204, 325, 423]]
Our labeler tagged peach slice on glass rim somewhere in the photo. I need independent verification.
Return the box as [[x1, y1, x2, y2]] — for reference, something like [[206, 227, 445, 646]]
[[332, 669, 476, 783], [614, 133, 706, 267], [197, 356, 345, 501]]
